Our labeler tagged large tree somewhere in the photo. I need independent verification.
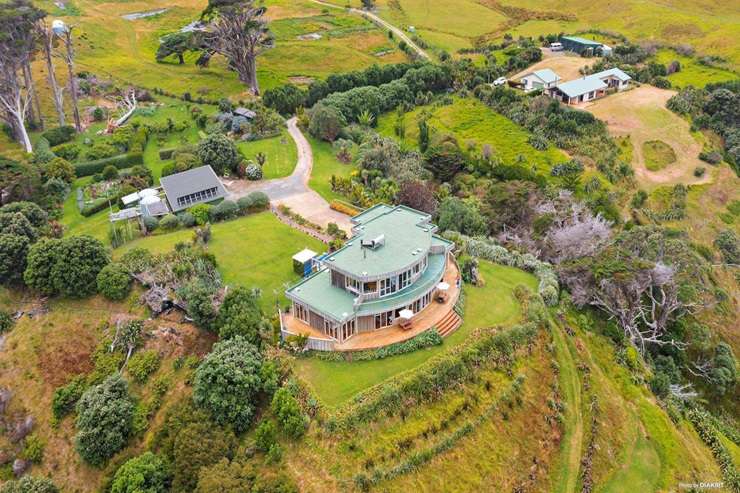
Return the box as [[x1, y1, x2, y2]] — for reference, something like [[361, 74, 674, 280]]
[[156, 31, 197, 64], [203, 0, 274, 95], [193, 336, 264, 431], [111, 452, 171, 493], [75, 375, 134, 466], [0, 0, 46, 152]]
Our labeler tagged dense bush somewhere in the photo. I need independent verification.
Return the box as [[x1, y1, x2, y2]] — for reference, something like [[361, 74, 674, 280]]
[[75, 375, 134, 466], [714, 229, 739, 265], [237, 191, 269, 213], [177, 211, 196, 228], [0, 309, 14, 333], [42, 125, 76, 146], [24, 235, 109, 297], [216, 287, 265, 344], [0, 201, 48, 228], [159, 213, 179, 230], [111, 452, 171, 493], [127, 350, 161, 384], [96, 262, 132, 300], [74, 153, 144, 177], [52, 142, 81, 161], [446, 232, 559, 305], [51, 376, 87, 420], [45, 157, 76, 184], [271, 386, 308, 439], [0, 476, 59, 493], [193, 336, 264, 431], [189, 204, 212, 225], [196, 134, 241, 175], [143, 215, 159, 232], [211, 199, 239, 221], [0, 233, 31, 285]]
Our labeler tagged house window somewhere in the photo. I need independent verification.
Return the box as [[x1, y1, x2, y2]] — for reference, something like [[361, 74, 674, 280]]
[[363, 280, 377, 293], [294, 303, 307, 322]]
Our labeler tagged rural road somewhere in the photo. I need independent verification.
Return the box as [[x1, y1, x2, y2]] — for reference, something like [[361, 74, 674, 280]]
[[309, 0, 430, 60], [224, 118, 354, 232]]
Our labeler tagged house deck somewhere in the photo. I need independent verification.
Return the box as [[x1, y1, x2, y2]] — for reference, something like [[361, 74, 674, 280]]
[[281, 258, 461, 351]]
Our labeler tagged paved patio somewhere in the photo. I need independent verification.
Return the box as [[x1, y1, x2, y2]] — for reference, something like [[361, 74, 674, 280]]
[[281, 257, 461, 351]]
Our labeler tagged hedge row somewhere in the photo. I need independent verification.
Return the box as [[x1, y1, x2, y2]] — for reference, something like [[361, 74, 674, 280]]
[[81, 196, 116, 217], [327, 322, 540, 432], [75, 153, 144, 177], [308, 329, 442, 362], [355, 373, 527, 489], [158, 147, 178, 160]]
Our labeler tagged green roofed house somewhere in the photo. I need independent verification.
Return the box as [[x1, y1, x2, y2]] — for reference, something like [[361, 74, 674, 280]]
[[282, 204, 462, 351]]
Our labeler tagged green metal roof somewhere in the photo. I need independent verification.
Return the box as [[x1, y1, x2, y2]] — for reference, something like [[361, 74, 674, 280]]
[[327, 205, 437, 278], [561, 36, 603, 46], [286, 252, 448, 322]]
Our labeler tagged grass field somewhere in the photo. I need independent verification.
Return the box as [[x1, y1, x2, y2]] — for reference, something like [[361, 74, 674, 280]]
[[642, 140, 677, 171], [294, 261, 537, 407], [653, 49, 738, 88], [237, 129, 298, 180], [28, 0, 405, 111], [116, 212, 326, 310], [308, 136, 356, 203], [377, 97, 568, 174]]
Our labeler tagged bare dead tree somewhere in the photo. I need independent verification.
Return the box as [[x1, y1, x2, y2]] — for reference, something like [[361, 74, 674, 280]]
[[204, 1, 274, 95], [38, 20, 66, 127], [0, 0, 45, 152], [55, 22, 82, 132], [104, 88, 137, 133], [590, 263, 687, 354]]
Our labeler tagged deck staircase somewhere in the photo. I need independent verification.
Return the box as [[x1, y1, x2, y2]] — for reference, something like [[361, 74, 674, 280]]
[[435, 309, 462, 338]]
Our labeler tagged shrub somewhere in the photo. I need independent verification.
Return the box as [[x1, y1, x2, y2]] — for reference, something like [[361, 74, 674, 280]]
[[196, 134, 240, 175], [96, 263, 132, 301], [24, 236, 109, 298], [177, 211, 196, 228], [159, 214, 179, 230], [158, 147, 177, 160], [0, 310, 13, 333], [244, 163, 262, 180], [193, 336, 264, 432], [189, 204, 212, 225], [714, 229, 739, 265], [308, 104, 346, 142], [85, 142, 119, 161], [80, 197, 115, 217], [0, 233, 30, 285], [329, 200, 360, 216], [271, 387, 308, 439], [102, 165, 119, 180], [127, 350, 161, 384], [237, 191, 269, 213], [45, 157, 76, 184], [0, 201, 48, 228], [34, 137, 55, 164], [51, 376, 87, 420], [255, 420, 277, 452], [20, 434, 45, 463], [110, 452, 170, 493], [0, 477, 59, 493], [52, 142, 81, 161], [694, 166, 706, 177], [212, 200, 238, 221], [143, 215, 159, 232], [75, 375, 134, 466], [160, 162, 176, 177], [699, 150, 722, 164], [42, 125, 76, 146]]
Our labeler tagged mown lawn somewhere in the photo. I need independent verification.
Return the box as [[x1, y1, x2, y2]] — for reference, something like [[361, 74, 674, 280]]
[[308, 136, 356, 203], [376, 97, 568, 174], [294, 261, 538, 408], [237, 130, 297, 180], [115, 212, 326, 310]]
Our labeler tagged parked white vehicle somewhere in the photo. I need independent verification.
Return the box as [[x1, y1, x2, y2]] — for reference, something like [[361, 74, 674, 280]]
[[493, 76, 507, 86], [549, 42, 563, 51]]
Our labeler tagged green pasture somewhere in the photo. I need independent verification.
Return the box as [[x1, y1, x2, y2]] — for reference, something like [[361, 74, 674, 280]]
[[294, 261, 538, 408], [377, 97, 568, 173], [652, 49, 738, 88]]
